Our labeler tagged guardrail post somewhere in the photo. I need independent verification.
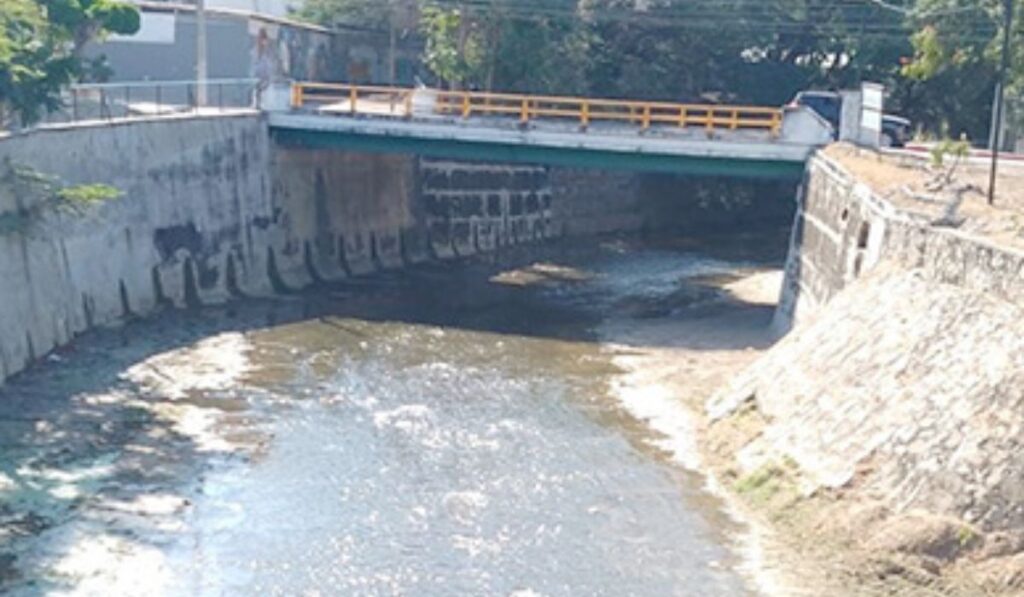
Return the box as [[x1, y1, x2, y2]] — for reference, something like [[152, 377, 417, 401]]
[[350, 86, 358, 115], [520, 98, 529, 124], [404, 91, 413, 119], [705, 108, 714, 133], [461, 92, 471, 118], [678, 106, 686, 128], [581, 101, 589, 129], [641, 105, 651, 130], [730, 109, 739, 130]]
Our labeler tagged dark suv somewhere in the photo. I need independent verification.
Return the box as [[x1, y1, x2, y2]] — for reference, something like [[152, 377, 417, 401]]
[[790, 90, 911, 147]]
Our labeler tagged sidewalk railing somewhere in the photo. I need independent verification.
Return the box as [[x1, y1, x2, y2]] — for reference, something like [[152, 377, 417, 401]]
[[50, 79, 260, 126]]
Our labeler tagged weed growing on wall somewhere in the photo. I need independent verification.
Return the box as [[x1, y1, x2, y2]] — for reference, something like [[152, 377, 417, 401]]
[[0, 159, 121, 235]]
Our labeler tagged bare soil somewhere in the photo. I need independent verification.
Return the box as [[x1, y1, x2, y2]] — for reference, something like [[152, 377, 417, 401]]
[[824, 143, 1024, 252]]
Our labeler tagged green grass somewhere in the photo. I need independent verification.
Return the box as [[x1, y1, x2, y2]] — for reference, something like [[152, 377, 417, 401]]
[[733, 459, 800, 507]]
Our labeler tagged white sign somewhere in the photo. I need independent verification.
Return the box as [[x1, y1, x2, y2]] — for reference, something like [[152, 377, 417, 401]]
[[862, 109, 882, 132], [861, 82, 883, 132], [109, 12, 176, 44]]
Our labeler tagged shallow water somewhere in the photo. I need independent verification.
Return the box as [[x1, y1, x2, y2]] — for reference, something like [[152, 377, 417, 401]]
[[0, 237, 779, 596]]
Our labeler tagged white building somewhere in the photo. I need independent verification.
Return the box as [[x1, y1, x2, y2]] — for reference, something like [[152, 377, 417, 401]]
[[202, 0, 296, 19], [137, 0, 300, 19]]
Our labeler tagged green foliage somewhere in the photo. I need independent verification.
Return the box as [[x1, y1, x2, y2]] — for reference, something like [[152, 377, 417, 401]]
[[733, 457, 800, 508], [734, 463, 789, 504], [420, 6, 473, 87], [0, 0, 139, 126], [297, 0, 1010, 141], [56, 183, 121, 205], [298, 0, 394, 28], [957, 525, 977, 548], [929, 135, 970, 167], [900, 0, 1005, 140], [0, 160, 121, 235]]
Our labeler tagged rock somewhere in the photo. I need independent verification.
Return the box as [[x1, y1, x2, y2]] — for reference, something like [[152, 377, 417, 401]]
[[970, 553, 1024, 591], [978, 530, 1024, 560], [866, 511, 981, 562]]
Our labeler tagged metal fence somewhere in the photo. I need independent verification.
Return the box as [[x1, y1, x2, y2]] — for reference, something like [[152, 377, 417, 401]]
[[44, 79, 260, 126], [291, 81, 784, 134]]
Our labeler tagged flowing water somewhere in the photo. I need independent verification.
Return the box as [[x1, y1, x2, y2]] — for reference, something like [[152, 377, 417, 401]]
[[0, 236, 782, 596]]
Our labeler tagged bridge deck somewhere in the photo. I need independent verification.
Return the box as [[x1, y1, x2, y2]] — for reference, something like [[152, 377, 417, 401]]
[[271, 82, 827, 179]]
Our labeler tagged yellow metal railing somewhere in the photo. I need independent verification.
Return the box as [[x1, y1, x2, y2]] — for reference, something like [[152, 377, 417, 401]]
[[291, 82, 783, 134]]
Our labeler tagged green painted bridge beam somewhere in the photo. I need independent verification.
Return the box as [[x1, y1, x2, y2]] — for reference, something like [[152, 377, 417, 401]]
[[270, 128, 806, 181]]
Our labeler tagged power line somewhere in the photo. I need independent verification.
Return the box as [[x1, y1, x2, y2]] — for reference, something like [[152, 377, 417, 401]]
[[416, 0, 996, 41], [320, 0, 999, 43], [858, 0, 987, 18]]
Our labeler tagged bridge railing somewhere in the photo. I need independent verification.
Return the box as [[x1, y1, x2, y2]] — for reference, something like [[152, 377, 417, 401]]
[[292, 82, 416, 118], [290, 82, 782, 134]]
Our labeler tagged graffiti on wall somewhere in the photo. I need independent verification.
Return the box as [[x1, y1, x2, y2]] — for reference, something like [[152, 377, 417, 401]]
[[250, 21, 332, 85]]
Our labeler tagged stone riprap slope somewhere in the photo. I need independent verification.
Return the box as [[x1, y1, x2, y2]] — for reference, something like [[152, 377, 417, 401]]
[[712, 265, 1024, 534], [706, 148, 1024, 594]]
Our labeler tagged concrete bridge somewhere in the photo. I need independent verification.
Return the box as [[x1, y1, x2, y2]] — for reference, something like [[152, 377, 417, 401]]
[[268, 83, 832, 180]]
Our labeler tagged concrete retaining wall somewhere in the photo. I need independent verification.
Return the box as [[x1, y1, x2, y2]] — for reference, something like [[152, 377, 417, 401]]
[[0, 114, 274, 381], [0, 116, 557, 384], [775, 152, 1024, 331], [551, 169, 797, 238], [419, 160, 553, 257]]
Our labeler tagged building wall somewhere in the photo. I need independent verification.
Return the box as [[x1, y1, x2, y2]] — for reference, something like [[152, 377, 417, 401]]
[[85, 5, 424, 87]]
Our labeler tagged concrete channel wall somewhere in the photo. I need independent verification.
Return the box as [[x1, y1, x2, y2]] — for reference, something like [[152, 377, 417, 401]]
[[0, 114, 795, 385], [776, 152, 1024, 330], [0, 114, 275, 382], [0, 115, 556, 384]]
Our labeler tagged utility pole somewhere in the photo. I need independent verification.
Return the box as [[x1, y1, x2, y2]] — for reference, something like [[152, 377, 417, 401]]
[[989, 0, 1015, 205], [196, 0, 208, 107], [389, 3, 397, 87]]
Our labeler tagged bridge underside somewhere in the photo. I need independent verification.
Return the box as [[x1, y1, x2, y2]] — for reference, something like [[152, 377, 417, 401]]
[[269, 115, 807, 180]]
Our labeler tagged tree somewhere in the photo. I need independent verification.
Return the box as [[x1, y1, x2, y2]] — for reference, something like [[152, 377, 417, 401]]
[[41, 0, 141, 58], [1, 0, 69, 126], [290, 0, 997, 140], [901, 1, 1004, 141], [0, 0, 139, 127], [419, 5, 478, 88], [298, 0, 395, 28], [402, 1, 586, 92]]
